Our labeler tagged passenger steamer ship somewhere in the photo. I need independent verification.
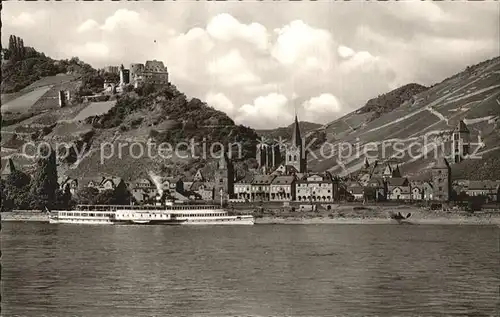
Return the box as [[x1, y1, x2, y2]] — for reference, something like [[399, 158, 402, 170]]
[[49, 199, 254, 225]]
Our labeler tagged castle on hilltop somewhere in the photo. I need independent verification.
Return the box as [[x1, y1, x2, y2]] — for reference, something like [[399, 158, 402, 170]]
[[118, 60, 169, 88]]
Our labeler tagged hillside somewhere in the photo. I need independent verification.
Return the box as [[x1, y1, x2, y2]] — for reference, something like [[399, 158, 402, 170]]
[[308, 55, 500, 180], [2, 35, 499, 183], [357, 83, 429, 122], [257, 121, 322, 141], [1, 37, 259, 182]]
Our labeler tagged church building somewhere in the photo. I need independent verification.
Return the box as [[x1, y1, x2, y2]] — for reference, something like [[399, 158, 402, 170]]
[[285, 115, 307, 173]]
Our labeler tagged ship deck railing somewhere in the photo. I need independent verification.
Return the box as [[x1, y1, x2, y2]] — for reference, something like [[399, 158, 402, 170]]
[[75, 204, 222, 211]]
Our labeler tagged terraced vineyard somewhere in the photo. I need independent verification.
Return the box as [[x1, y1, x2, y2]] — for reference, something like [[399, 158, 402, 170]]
[[308, 56, 500, 180]]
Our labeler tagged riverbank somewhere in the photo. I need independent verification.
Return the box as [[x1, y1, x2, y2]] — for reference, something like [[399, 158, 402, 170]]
[[251, 204, 500, 225], [255, 215, 500, 225], [1, 211, 50, 222], [2, 209, 500, 225]]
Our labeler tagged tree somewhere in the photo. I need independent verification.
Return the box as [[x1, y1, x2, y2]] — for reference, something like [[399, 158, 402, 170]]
[[5, 169, 31, 189], [75, 187, 100, 205], [0, 180, 14, 212], [95, 189, 116, 205], [54, 186, 75, 210], [363, 186, 377, 202], [29, 145, 58, 210], [2, 170, 32, 211], [113, 181, 132, 205]]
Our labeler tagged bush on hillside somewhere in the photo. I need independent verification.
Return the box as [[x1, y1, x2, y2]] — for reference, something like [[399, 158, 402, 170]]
[[358, 83, 428, 121], [92, 85, 259, 159]]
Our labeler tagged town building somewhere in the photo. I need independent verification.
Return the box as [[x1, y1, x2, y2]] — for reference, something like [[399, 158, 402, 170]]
[[251, 175, 276, 201], [452, 120, 470, 163], [366, 177, 386, 201], [346, 181, 364, 201], [285, 115, 307, 173], [272, 164, 299, 177], [234, 179, 252, 202], [387, 177, 411, 201], [193, 169, 205, 182], [130, 178, 158, 204], [85, 175, 126, 193], [1, 158, 16, 180], [466, 180, 500, 202], [270, 175, 296, 201], [188, 181, 214, 201], [431, 157, 452, 201], [295, 174, 334, 202], [58, 176, 79, 195], [162, 177, 184, 194]]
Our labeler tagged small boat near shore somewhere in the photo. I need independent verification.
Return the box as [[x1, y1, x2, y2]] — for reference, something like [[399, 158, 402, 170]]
[[49, 202, 254, 225], [390, 211, 414, 224]]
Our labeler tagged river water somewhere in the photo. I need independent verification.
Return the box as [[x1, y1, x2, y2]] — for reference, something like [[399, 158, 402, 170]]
[[1, 222, 499, 317]]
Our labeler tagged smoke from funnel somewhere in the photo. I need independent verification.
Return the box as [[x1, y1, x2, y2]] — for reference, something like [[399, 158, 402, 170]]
[[148, 171, 163, 200]]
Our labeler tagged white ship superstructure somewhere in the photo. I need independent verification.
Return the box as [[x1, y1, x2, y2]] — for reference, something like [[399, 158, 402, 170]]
[[49, 202, 254, 225]]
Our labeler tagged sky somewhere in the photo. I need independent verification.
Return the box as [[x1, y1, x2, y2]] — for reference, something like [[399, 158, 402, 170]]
[[2, 1, 499, 129]]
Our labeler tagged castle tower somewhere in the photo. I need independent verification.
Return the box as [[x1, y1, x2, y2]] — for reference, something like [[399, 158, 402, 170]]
[[214, 152, 234, 201], [119, 64, 130, 86], [431, 157, 451, 201], [285, 114, 307, 173], [452, 120, 470, 163], [58, 90, 66, 108]]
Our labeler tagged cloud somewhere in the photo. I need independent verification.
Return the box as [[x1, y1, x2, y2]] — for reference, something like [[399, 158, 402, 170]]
[[302, 94, 343, 123], [206, 13, 269, 50], [4, 11, 47, 28], [235, 93, 293, 129], [70, 42, 110, 59], [2, 3, 498, 129], [77, 19, 99, 33], [338, 45, 355, 59], [100, 9, 143, 32], [206, 92, 235, 116], [339, 50, 384, 73], [384, 1, 454, 23], [271, 20, 335, 72], [207, 49, 261, 86]]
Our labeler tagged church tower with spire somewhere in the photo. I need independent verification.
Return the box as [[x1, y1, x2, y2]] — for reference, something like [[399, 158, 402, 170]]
[[285, 114, 307, 173], [214, 151, 234, 202]]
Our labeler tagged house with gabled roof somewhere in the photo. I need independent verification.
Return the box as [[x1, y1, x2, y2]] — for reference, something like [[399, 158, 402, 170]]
[[58, 175, 79, 195], [234, 173, 254, 201], [188, 181, 214, 201], [387, 177, 411, 201], [251, 174, 276, 201], [130, 178, 158, 204], [346, 180, 364, 201], [366, 176, 387, 201], [1, 158, 16, 180], [83, 174, 126, 193]]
